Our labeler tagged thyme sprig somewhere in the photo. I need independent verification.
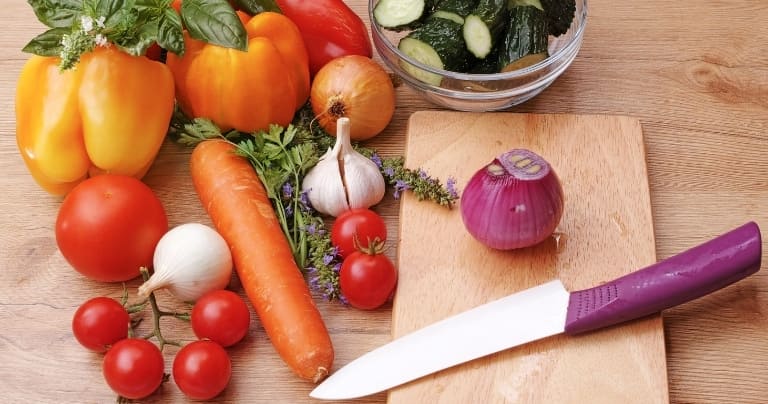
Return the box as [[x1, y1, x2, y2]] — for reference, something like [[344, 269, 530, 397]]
[[170, 106, 459, 301]]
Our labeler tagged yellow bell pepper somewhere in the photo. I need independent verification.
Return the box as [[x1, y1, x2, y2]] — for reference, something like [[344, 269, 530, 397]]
[[15, 46, 175, 195]]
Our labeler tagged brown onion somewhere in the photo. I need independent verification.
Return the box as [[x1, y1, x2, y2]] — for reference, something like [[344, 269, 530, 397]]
[[310, 55, 395, 141], [460, 149, 564, 250]]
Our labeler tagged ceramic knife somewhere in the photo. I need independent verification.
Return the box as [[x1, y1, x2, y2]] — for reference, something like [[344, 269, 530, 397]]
[[310, 221, 762, 400]]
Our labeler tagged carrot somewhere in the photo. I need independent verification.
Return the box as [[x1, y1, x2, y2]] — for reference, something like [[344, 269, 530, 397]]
[[190, 139, 334, 383]]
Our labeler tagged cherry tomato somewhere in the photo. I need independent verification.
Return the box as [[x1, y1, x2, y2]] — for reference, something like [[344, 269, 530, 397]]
[[55, 175, 168, 282], [331, 208, 388, 258], [276, 0, 373, 76], [102, 339, 165, 400], [339, 247, 397, 310], [191, 290, 251, 347], [173, 340, 232, 400], [71, 297, 130, 352]]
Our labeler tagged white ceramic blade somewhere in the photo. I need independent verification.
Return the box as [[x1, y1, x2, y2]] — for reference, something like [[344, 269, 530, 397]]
[[310, 280, 570, 400]]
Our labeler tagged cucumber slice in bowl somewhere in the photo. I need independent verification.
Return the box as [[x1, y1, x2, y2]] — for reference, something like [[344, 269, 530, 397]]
[[374, 0, 434, 30], [397, 17, 474, 86]]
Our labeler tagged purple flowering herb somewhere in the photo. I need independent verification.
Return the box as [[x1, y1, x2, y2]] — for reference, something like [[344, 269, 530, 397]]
[[383, 166, 395, 178], [418, 168, 428, 179], [281, 182, 293, 199], [285, 204, 293, 217], [446, 176, 458, 199], [393, 179, 411, 199], [333, 262, 342, 273], [370, 153, 383, 168], [305, 222, 317, 235], [322, 254, 334, 266], [299, 190, 313, 212]]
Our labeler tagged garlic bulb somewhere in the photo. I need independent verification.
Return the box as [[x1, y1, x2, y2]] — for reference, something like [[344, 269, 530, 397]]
[[138, 223, 233, 302], [302, 117, 385, 217]]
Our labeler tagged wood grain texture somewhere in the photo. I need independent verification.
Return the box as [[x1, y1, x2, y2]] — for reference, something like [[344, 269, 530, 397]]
[[391, 112, 665, 404], [0, 0, 766, 403]]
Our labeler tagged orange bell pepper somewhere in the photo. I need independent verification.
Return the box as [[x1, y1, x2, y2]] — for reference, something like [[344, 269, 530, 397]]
[[166, 12, 310, 133], [15, 47, 175, 195]]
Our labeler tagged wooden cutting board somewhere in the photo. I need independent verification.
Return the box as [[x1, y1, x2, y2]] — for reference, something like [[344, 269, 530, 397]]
[[391, 111, 668, 404]]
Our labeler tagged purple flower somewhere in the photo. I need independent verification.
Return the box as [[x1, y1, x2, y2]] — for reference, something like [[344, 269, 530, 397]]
[[299, 190, 313, 212], [322, 254, 334, 266], [446, 176, 458, 199], [305, 222, 317, 235], [285, 204, 293, 217], [393, 179, 411, 199], [383, 166, 395, 178], [324, 283, 336, 300], [281, 182, 293, 199], [370, 153, 383, 168], [333, 262, 342, 273], [418, 168, 428, 180]]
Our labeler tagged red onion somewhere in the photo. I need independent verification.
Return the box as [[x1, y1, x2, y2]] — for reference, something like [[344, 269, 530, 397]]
[[460, 149, 564, 250]]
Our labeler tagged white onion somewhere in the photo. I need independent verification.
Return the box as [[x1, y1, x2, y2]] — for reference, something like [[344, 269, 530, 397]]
[[138, 223, 233, 302]]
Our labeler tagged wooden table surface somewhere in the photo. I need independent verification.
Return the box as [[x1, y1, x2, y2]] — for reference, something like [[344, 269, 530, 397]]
[[1, 1, 766, 403]]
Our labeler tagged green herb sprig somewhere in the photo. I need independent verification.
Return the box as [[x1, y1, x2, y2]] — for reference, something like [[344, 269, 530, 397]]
[[24, 0, 246, 70], [170, 106, 459, 301]]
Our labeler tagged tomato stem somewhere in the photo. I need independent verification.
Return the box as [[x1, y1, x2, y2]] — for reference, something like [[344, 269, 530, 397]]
[[138, 267, 187, 351]]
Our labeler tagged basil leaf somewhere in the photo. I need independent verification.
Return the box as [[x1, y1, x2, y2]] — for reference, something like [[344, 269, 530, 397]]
[[181, 0, 247, 51], [21, 27, 68, 56], [231, 0, 280, 15], [156, 8, 185, 56], [114, 19, 156, 56], [83, 0, 135, 28], [27, 0, 84, 28]]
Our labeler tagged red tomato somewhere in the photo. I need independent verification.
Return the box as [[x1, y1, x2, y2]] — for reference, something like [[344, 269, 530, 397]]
[[173, 340, 232, 400], [102, 339, 165, 400], [339, 248, 397, 310], [191, 290, 251, 347], [276, 0, 373, 76], [331, 208, 388, 258], [72, 297, 130, 352], [55, 175, 168, 282]]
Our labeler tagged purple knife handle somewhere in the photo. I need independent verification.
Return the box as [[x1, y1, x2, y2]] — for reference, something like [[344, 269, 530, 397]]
[[564, 221, 762, 335]]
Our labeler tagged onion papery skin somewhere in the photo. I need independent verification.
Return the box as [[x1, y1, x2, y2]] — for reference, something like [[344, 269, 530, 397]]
[[310, 55, 395, 141], [460, 149, 564, 250]]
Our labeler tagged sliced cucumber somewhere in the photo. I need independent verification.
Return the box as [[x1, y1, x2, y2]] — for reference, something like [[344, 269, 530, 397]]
[[462, 0, 508, 59], [497, 5, 549, 71], [374, 0, 436, 30], [398, 17, 473, 85]]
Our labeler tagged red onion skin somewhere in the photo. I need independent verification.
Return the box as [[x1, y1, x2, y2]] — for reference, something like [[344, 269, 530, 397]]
[[460, 151, 564, 250]]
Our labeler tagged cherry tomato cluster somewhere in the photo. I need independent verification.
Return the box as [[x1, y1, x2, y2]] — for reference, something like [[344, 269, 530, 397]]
[[331, 209, 398, 310], [72, 289, 250, 400]]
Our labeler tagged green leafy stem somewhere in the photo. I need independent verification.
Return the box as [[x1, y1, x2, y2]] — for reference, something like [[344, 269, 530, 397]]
[[170, 105, 459, 301]]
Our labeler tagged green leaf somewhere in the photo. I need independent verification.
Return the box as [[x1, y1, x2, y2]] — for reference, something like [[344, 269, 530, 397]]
[[181, 0, 248, 51], [83, 0, 135, 28], [115, 19, 157, 55], [28, 0, 83, 28], [231, 0, 280, 15], [156, 8, 185, 55], [21, 27, 68, 56]]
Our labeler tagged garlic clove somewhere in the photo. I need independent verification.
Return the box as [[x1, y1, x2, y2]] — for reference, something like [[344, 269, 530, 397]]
[[302, 147, 350, 217], [302, 117, 386, 217], [342, 151, 386, 209]]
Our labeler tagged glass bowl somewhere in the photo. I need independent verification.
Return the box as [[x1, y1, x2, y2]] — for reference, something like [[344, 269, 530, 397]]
[[369, 0, 588, 111]]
